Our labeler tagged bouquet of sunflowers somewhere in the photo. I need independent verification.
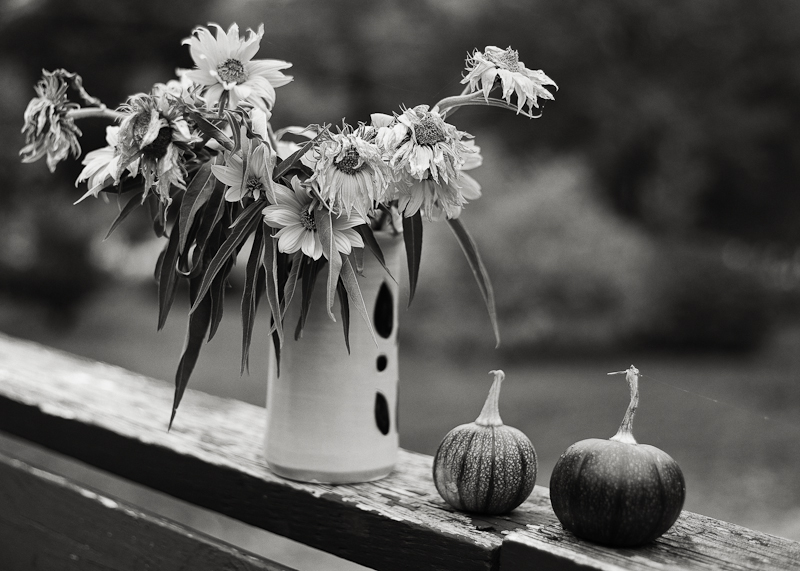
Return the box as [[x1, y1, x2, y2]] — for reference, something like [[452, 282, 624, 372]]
[[20, 23, 556, 422]]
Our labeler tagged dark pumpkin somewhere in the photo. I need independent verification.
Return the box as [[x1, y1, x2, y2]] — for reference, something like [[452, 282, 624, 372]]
[[549, 366, 686, 547], [433, 370, 537, 515]]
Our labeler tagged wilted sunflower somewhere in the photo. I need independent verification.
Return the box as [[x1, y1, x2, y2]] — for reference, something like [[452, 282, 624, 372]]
[[378, 105, 473, 185], [115, 88, 199, 205], [396, 140, 483, 221], [308, 126, 391, 221], [462, 46, 557, 115], [20, 70, 82, 172]]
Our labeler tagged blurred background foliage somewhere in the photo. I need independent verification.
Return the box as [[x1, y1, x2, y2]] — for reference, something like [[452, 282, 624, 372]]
[[2, 0, 800, 356]]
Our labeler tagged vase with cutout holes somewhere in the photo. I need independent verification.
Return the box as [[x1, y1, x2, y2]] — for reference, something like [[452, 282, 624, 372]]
[[264, 233, 403, 483]]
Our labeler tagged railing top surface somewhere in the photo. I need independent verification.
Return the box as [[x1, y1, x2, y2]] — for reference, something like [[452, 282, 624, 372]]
[[0, 332, 798, 571]]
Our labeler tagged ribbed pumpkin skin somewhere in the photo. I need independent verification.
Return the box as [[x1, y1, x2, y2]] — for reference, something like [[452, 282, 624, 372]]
[[549, 438, 685, 547], [433, 423, 537, 515]]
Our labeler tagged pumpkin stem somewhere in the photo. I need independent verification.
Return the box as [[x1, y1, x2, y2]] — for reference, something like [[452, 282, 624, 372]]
[[475, 370, 505, 427], [609, 365, 639, 445]]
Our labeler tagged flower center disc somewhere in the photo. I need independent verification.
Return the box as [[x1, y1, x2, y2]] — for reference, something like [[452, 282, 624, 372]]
[[142, 126, 172, 160], [335, 148, 365, 175], [415, 115, 446, 146], [492, 48, 521, 72], [217, 58, 248, 85], [300, 208, 317, 231], [246, 177, 264, 196]]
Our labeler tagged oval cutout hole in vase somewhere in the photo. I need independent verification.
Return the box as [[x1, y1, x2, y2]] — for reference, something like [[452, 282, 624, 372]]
[[376, 355, 388, 371], [374, 282, 394, 339], [374, 391, 391, 435]]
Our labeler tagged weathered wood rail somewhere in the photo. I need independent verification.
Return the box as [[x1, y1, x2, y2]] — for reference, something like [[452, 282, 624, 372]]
[[1, 332, 799, 570]]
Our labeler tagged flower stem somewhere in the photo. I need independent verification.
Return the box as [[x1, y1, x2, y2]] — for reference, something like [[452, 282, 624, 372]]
[[66, 106, 125, 122], [609, 365, 640, 445], [475, 370, 505, 427], [434, 92, 485, 116]]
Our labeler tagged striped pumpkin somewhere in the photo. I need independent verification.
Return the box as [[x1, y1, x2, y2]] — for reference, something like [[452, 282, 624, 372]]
[[432, 370, 537, 515]]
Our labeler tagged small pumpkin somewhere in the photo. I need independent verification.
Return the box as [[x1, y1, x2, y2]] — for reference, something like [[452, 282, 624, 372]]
[[549, 365, 686, 547], [433, 370, 537, 515]]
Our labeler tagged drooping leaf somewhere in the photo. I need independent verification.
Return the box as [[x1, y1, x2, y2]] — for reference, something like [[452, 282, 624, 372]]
[[178, 158, 217, 253], [340, 256, 377, 346], [156, 226, 182, 331], [402, 211, 423, 305], [241, 222, 267, 373], [262, 224, 285, 348], [189, 199, 264, 313], [355, 224, 395, 280], [208, 258, 232, 341], [315, 208, 343, 322], [281, 253, 301, 319], [169, 280, 212, 429], [447, 217, 500, 348], [271, 326, 281, 378], [295, 256, 324, 340], [188, 182, 227, 275], [146, 193, 167, 238], [241, 261, 265, 374], [225, 110, 244, 154], [104, 192, 143, 240], [337, 279, 351, 354]]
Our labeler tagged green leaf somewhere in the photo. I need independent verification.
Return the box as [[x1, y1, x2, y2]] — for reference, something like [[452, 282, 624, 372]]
[[337, 279, 351, 354], [315, 208, 343, 322], [447, 217, 501, 348], [178, 158, 217, 253], [241, 224, 265, 374], [156, 226, 182, 331], [169, 280, 212, 430], [189, 200, 264, 314], [340, 256, 377, 346], [402, 211, 423, 305], [104, 192, 142, 240]]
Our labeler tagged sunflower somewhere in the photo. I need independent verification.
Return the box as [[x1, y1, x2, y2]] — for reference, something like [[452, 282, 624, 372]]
[[378, 105, 473, 186], [74, 126, 139, 203], [462, 46, 557, 115], [20, 70, 82, 173], [182, 23, 292, 111], [211, 140, 276, 202], [308, 127, 391, 221], [396, 140, 483, 221], [115, 89, 199, 205], [263, 177, 365, 260]]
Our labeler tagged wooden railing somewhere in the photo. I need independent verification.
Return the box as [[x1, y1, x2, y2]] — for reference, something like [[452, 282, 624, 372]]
[[1, 332, 799, 571]]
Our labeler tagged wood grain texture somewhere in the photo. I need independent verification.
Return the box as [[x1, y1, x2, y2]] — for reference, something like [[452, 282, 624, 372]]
[[500, 507, 800, 571], [0, 333, 551, 571], [0, 449, 293, 571], [0, 333, 798, 571]]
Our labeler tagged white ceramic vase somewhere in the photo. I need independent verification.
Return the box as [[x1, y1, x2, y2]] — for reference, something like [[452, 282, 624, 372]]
[[264, 234, 403, 483]]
